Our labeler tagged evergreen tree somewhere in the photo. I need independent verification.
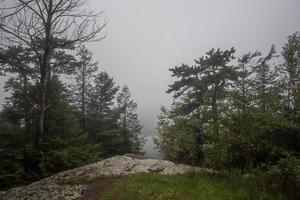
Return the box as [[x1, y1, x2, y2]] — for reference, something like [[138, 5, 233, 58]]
[[0, 107, 29, 189], [282, 32, 300, 123], [194, 48, 237, 137], [0, 0, 106, 148], [116, 86, 144, 153], [234, 51, 261, 115], [155, 106, 203, 165], [0, 47, 102, 190], [226, 51, 262, 138], [72, 46, 98, 130], [251, 45, 279, 112], [0, 43, 78, 148], [87, 71, 119, 146], [40, 75, 101, 176], [0, 46, 36, 135], [168, 48, 237, 138]]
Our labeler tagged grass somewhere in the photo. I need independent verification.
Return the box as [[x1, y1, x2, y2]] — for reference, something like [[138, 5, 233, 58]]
[[102, 173, 285, 200]]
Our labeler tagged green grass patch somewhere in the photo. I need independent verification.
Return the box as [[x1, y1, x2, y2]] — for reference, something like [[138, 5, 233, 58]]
[[102, 173, 285, 200]]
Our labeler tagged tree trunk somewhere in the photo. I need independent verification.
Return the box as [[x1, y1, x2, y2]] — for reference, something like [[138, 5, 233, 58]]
[[212, 84, 219, 138], [36, 68, 47, 148], [123, 105, 128, 152], [22, 73, 31, 135], [36, 0, 53, 148], [242, 64, 246, 115]]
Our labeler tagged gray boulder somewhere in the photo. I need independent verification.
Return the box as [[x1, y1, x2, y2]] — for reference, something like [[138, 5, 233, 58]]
[[0, 155, 214, 200]]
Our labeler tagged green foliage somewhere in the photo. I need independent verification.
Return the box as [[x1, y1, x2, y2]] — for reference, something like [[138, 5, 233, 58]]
[[85, 75, 145, 156], [155, 106, 203, 165], [116, 86, 145, 153], [0, 75, 102, 189], [87, 71, 119, 142], [266, 155, 300, 199], [282, 32, 300, 123], [39, 76, 102, 176], [0, 26, 144, 192], [0, 120, 27, 189], [71, 45, 98, 129], [156, 32, 300, 199], [103, 173, 278, 200], [39, 144, 101, 176]]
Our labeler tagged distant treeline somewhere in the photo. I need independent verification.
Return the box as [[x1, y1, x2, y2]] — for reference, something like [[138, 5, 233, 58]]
[[155, 32, 300, 199]]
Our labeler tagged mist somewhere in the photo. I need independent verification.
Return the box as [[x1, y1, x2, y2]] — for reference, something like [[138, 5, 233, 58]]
[[0, 0, 300, 156], [85, 0, 300, 137]]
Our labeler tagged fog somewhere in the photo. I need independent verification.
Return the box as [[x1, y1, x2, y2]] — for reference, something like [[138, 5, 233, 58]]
[[86, 0, 300, 135], [1, 0, 300, 157]]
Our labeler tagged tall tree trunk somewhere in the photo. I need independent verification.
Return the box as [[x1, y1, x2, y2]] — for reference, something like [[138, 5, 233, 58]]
[[36, 61, 48, 148], [22, 73, 31, 135], [36, 75, 45, 147], [36, 0, 53, 148]]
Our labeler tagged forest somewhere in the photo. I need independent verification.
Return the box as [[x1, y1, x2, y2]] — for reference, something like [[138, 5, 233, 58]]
[[0, 44, 145, 189], [0, 0, 144, 190], [0, 0, 299, 199], [155, 32, 300, 198]]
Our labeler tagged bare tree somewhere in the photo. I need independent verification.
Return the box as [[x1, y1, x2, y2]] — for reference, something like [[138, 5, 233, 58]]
[[0, 0, 106, 148]]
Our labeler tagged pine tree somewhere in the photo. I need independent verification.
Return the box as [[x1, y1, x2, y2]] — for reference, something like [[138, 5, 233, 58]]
[[155, 106, 203, 165], [194, 48, 237, 136], [251, 45, 279, 112], [87, 71, 119, 143], [0, 46, 36, 135], [40, 75, 101, 176], [282, 32, 300, 123], [234, 51, 261, 114], [72, 46, 98, 130], [168, 48, 237, 138], [0, 0, 106, 148], [116, 86, 144, 153], [0, 46, 102, 189]]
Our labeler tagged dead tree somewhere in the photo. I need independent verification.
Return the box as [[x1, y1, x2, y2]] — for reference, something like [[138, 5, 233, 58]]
[[0, 0, 106, 148]]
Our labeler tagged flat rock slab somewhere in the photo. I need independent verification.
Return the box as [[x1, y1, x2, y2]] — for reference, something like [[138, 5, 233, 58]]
[[0, 155, 214, 200]]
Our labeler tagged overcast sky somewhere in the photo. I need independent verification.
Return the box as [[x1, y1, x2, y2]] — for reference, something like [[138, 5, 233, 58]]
[[0, 0, 300, 137]]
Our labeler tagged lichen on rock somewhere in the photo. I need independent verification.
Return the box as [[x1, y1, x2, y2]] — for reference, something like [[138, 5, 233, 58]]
[[0, 155, 213, 200]]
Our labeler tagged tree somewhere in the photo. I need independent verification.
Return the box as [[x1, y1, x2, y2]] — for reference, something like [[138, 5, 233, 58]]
[[155, 106, 204, 165], [0, 110, 28, 189], [0, 0, 106, 148], [87, 71, 119, 142], [158, 48, 237, 164], [194, 48, 237, 136], [0, 44, 78, 135], [251, 45, 279, 112], [72, 45, 98, 130], [167, 48, 237, 138], [0, 74, 102, 189], [39, 75, 101, 176], [282, 32, 300, 123], [225, 51, 262, 137], [0, 45, 36, 134], [116, 86, 144, 153], [234, 51, 261, 114]]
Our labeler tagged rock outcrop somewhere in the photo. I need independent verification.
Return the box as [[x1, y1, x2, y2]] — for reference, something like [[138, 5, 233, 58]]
[[0, 155, 213, 200]]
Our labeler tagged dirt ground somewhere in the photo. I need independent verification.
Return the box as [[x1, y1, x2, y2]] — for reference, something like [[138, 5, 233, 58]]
[[81, 176, 128, 200]]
